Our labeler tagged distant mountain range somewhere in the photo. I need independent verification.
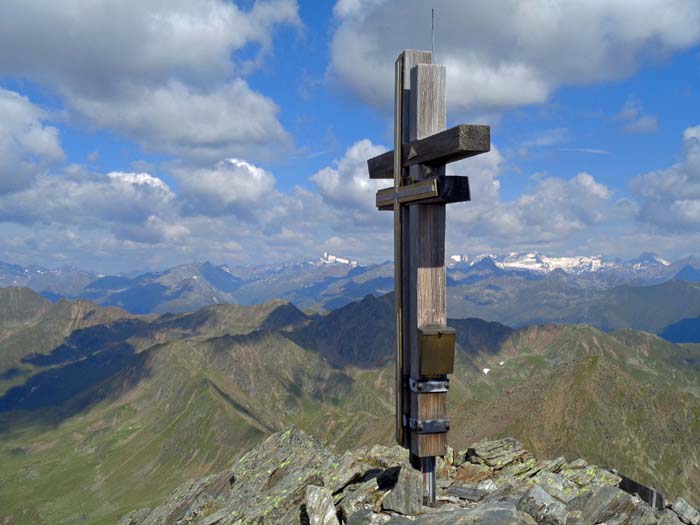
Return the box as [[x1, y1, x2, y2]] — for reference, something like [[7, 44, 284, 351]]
[[1, 287, 699, 523], [4, 252, 700, 339]]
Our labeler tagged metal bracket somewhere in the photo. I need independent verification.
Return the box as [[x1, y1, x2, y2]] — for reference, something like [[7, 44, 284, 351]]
[[409, 418, 450, 434], [409, 377, 449, 393]]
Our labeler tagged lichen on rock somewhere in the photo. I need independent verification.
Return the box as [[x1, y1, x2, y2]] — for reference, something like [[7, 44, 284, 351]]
[[120, 428, 699, 525]]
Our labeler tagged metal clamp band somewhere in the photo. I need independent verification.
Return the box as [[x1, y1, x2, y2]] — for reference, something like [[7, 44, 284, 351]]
[[409, 377, 449, 393], [409, 418, 450, 434]]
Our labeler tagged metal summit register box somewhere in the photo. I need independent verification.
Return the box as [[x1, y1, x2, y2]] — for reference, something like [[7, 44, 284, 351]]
[[418, 325, 455, 376]]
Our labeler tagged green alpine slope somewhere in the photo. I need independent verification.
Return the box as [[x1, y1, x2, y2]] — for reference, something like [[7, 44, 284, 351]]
[[1, 288, 699, 523]]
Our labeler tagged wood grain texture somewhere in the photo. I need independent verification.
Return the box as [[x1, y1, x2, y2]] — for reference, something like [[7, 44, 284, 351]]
[[407, 62, 448, 458], [410, 392, 447, 457], [397, 50, 431, 449], [393, 53, 404, 447], [375, 176, 470, 210], [367, 124, 490, 179]]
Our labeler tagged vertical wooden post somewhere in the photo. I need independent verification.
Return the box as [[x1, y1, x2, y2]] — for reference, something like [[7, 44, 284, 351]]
[[369, 48, 488, 511], [408, 62, 447, 506], [392, 53, 404, 448], [397, 50, 432, 450]]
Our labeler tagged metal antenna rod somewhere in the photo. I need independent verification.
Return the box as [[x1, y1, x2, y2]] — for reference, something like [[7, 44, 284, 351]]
[[422, 456, 436, 507], [431, 8, 435, 58]]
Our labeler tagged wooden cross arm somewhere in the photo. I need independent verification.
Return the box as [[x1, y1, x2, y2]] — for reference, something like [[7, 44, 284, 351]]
[[367, 124, 490, 180], [376, 176, 470, 211]]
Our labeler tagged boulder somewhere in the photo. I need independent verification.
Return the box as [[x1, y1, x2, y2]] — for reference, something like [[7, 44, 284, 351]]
[[347, 508, 391, 524], [338, 478, 381, 518], [517, 485, 567, 525], [446, 485, 487, 502], [468, 437, 531, 470], [580, 485, 638, 523], [531, 470, 582, 503], [382, 467, 421, 515], [411, 501, 537, 524], [671, 497, 700, 525], [306, 485, 339, 525], [456, 462, 492, 483], [121, 429, 692, 525]]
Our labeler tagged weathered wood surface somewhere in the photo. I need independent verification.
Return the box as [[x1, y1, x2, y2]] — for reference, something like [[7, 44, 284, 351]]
[[410, 392, 447, 457], [408, 62, 448, 458], [395, 50, 432, 449], [367, 124, 490, 179], [392, 53, 404, 447], [376, 175, 470, 210]]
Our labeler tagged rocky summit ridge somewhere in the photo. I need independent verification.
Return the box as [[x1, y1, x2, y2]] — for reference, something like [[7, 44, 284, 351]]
[[119, 428, 698, 525]]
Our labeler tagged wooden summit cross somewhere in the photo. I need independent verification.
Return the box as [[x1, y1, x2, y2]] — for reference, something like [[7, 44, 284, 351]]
[[366, 50, 490, 506]]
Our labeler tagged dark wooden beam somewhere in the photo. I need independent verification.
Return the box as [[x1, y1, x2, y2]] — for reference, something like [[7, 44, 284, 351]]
[[376, 176, 470, 211], [367, 124, 490, 179]]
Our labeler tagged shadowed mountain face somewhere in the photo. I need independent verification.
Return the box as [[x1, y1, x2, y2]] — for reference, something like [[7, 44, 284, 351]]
[[1, 287, 700, 524], [660, 317, 700, 343]]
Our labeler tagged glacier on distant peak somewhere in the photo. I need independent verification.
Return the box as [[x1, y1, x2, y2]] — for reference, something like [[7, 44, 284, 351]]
[[446, 251, 672, 276], [320, 252, 358, 267]]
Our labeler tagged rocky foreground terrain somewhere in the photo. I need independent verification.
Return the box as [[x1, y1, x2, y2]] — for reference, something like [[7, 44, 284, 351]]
[[118, 428, 699, 525]]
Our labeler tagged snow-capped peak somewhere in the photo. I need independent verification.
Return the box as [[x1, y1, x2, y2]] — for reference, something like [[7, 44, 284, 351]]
[[320, 252, 358, 267], [447, 251, 673, 276], [629, 252, 670, 268]]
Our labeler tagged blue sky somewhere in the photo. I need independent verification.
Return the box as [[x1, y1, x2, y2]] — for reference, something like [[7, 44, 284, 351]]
[[0, 0, 699, 273]]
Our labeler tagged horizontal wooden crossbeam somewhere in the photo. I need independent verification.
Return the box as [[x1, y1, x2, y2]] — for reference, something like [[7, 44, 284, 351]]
[[368, 124, 490, 180], [376, 176, 470, 211]]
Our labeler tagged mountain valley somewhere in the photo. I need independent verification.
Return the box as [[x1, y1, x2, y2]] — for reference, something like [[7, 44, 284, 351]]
[[1, 287, 700, 523]]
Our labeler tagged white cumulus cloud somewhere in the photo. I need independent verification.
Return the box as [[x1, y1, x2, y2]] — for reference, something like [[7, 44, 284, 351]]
[[310, 139, 387, 213], [0, 168, 178, 243], [0, 0, 300, 161], [631, 125, 700, 231], [329, 0, 700, 112], [0, 88, 64, 193], [174, 158, 277, 217]]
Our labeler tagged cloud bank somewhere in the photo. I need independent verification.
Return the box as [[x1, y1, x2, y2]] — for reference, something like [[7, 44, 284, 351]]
[[330, 0, 700, 112], [0, 0, 300, 161]]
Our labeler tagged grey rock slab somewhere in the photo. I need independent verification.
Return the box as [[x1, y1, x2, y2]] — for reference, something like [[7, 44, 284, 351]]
[[446, 485, 487, 502], [140, 469, 230, 525], [382, 467, 422, 515], [324, 451, 364, 493], [117, 508, 152, 525], [199, 508, 229, 525], [469, 438, 531, 471], [339, 478, 381, 518], [580, 485, 638, 524], [477, 479, 498, 492], [517, 485, 567, 525], [410, 501, 537, 524], [306, 485, 339, 525], [347, 508, 391, 525], [562, 464, 621, 488], [139, 427, 337, 525], [671, 497, 700, 525], [566, 510, 585, 525], [566, 458, 588, 470], [532, 470, 582, 503], [482, 480, 529, 506], [628, 501, 663, 525], [660, 510, 688, 525]]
